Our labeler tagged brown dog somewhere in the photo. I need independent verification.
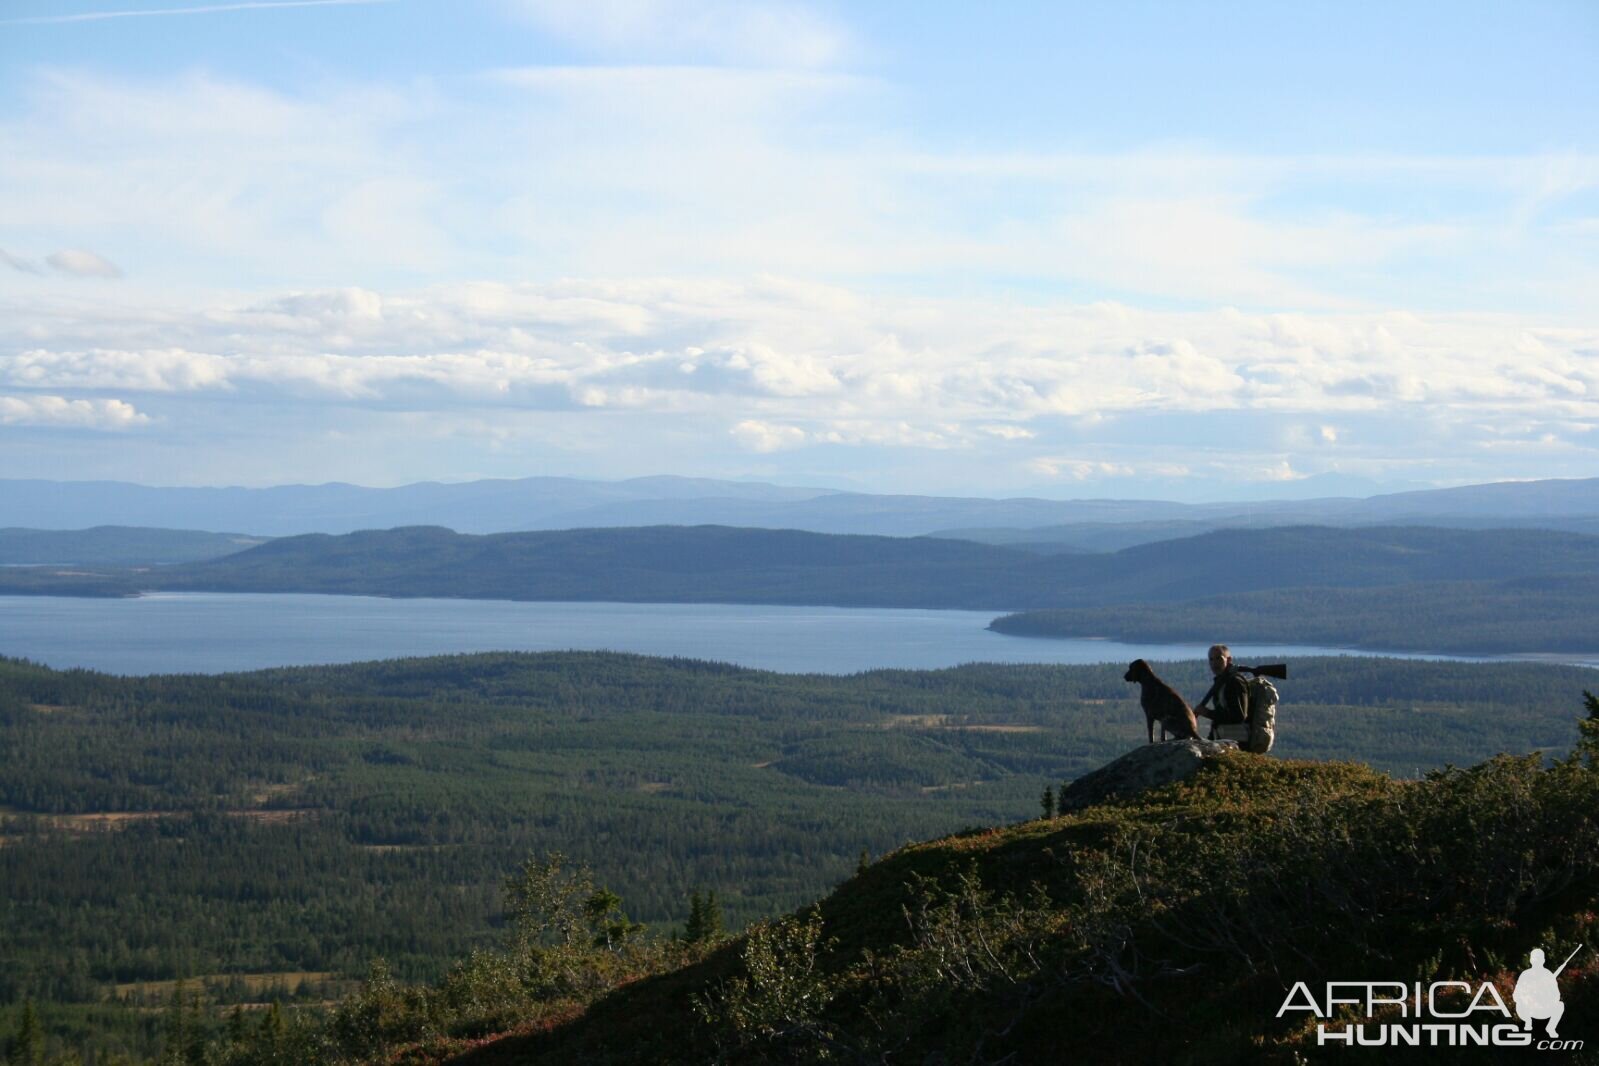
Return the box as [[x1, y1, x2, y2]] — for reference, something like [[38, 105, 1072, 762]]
[[1124, 659, 1202, 743]]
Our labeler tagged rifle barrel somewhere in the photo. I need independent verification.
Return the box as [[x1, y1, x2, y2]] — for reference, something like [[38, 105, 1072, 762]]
[[1553, 944, 1583, 977]]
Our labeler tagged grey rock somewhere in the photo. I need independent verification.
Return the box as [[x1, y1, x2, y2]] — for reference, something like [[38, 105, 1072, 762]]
[[1058, 739, 1238, 813]]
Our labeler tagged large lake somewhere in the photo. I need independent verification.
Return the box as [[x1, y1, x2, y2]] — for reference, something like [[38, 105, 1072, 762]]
[[2, 592, 1579, 676]]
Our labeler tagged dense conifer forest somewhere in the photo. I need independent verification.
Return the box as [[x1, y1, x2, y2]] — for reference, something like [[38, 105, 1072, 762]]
[[1, 650, 1595, 1060]]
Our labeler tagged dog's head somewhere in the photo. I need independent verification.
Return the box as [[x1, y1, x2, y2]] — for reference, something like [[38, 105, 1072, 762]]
[[1124, 659, 1150, 683]]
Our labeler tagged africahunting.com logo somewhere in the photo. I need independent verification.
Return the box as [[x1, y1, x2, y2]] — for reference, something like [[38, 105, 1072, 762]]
[[1278, 945, 1585, 1050]]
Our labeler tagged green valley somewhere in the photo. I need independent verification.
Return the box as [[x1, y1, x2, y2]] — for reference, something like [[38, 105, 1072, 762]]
[[1, 651, 1596, 1060]]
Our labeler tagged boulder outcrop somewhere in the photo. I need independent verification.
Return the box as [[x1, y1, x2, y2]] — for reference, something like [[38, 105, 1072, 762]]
[[1057, 739, 1238, 813]]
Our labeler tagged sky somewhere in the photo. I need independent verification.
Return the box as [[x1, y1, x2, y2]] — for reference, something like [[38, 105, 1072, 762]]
[[1, 0, 1596, 500]]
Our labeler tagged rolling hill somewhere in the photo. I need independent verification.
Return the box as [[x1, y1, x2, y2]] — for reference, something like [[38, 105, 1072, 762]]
[[0, 526, 267, 566], [149, 524, 1599, 621]]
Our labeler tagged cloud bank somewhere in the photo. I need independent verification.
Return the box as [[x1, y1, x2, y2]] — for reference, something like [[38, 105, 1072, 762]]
[[2, 277, 1593, 490]]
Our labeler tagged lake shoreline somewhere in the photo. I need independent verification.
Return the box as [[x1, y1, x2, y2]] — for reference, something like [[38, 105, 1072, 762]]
[[4, 592, 1596, 676]]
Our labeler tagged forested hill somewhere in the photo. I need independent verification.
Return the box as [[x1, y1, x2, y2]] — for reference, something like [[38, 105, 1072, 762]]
[[992, 574, 1599, 654], [155, 525, 1033, 606], [113, 523, 1599, 613], [0, 526, 267, 566]]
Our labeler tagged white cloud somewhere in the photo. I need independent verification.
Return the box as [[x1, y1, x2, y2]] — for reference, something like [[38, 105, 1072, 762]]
[[731, 418, 806, 452], [0, 394, 150, 430], [813, 420, 963, 449], [666, 345, 842, 397], [5, 348, 231, 392], [6, 280, 1598, 433], [1259, 459, 1307, 482], [979, 424, 1035, 441], [1030, 458, 1134, 480], [46, 249, 122, 278]]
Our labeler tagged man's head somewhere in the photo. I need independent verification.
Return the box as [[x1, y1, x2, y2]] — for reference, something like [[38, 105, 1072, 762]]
[[1208, 644, 1232, 676], [1531, 948, 1547, 967]]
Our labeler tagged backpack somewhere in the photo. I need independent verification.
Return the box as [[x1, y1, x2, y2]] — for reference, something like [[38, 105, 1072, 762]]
[[1244, 676, 1279, 754]]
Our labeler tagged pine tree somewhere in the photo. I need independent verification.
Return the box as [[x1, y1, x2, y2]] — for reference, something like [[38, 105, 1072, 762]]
[[258, 1001, 284, 1052], [1040, 785, 1055, 820], [1578, 690, 1599, 768], [684, 888, 725, 944], [8, 999, 43, 1066], [856, 847, 871, 875], [685, 890, 706, 943], [160, 982, 187, 1066], [183, 988, 207, 1066], [583, 887, 641, 949]]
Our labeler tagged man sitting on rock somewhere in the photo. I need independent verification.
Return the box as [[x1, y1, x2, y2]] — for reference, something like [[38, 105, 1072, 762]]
[[1195, 643, 1249, 742]]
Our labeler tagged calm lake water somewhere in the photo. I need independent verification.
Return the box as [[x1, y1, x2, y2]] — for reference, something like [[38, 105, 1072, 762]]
[[2, 592, 1578, 676]]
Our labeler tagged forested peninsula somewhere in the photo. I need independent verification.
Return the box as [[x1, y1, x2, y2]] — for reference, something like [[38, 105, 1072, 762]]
[[990, 573, 1599, 654]]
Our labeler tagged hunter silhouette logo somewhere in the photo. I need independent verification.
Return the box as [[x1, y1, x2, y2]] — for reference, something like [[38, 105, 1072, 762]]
[[1278, 943, 1586, 1050], [1515, 946, 1581, 1039]]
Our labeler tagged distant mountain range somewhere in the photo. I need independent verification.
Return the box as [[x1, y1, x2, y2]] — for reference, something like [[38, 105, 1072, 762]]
[[2, 475, 1597, 538]]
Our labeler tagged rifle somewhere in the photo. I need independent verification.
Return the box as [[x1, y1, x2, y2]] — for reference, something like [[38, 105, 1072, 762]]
[[1553, 944, 1583, 977], [1238, 663, 1287, 680]]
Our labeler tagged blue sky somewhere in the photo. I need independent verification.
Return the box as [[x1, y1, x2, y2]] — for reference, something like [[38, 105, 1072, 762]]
[[1, 0, 1596, 499]]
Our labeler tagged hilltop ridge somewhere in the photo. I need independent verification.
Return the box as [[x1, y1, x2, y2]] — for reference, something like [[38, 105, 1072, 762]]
[[444, 748, 1595, 1064], [231, 721, 1599, 1066]]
